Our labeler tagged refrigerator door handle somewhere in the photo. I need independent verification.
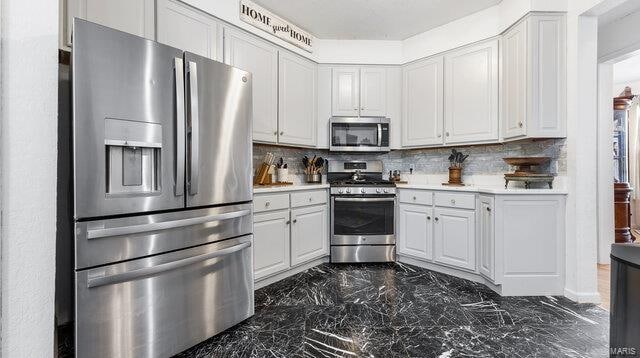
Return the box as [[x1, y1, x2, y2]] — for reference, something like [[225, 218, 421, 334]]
[[86, 209, 251, 239], [174, 57, 186, 197], [86, 240, 251, 288], [187, 60, 200, 195]]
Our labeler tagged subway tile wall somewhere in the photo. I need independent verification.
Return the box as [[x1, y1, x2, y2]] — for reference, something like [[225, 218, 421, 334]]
[[253, 138, 566, 177]]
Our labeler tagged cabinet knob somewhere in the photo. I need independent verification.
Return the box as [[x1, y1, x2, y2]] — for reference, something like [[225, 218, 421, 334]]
[[446, 132, 450, 137], [427, 216, 431, 220], [434, 217, 439, 222], [437, 134, 442, 138], [518, 122, 523, 128], [360, 107, 364, 110], [285, 220, 291, 225], [354, 108, 358, 111], [273, 131, 278, 135], [293, 219, 297, 223], [280, 131, 284, 135], [413, 196, 417, 201], [487, 207, 491, 212], [451, 199, 456, 205], [265, 201, 270, 207], [309, 197, 313, 202]]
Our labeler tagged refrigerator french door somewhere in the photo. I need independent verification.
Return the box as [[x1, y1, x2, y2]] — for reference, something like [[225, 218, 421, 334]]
[[72, 19, 254, 358]]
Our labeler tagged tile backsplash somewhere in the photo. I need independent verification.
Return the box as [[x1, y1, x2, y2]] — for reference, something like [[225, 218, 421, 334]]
[[254, 138, 566, 178]]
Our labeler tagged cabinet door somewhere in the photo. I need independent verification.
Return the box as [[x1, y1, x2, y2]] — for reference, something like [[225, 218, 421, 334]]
[[444, 40, 499, 144], [434, 208, 476, 271], [332, 67, 360, 116], [67, 0, 154, 46], [402, 57, 444, 147], [478, 196, 495, 281], [502, 21, 527, 139], [398, 204, 433, 260], [253, 210, 291, 280], [278, 51, 317, 147], [291, 204, 328, 266], [360, 67, 387, 117], [224, 29, 278, 143], [156, 0, 222, 60]]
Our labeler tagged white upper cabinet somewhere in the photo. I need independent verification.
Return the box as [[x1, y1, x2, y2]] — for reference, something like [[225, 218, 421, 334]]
[[502, 14, 566, 140], [156, 0, 222, 60], [332, 67, 360, 116], [360, 67, 387, 117], [502, 21, 527, 139], [224, 29, 279, 143], [444, 39, 499, 145], [278, 51, 317, 147], [402, 56, 444, 147], [65, 0, 154, 47]]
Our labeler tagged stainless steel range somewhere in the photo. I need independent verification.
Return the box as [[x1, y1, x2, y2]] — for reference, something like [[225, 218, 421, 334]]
[[328, 160, 396, 263]]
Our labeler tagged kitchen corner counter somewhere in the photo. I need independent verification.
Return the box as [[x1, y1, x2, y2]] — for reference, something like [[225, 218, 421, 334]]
[[253, 183, 330, 194], [395, 183, 568, 195]]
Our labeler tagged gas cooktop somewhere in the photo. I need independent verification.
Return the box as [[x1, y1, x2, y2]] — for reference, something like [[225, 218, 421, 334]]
[[329, 180, 396, 187]]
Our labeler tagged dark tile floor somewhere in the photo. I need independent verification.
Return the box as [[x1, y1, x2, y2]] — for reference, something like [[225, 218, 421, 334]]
[[175, 263, 609, 357]]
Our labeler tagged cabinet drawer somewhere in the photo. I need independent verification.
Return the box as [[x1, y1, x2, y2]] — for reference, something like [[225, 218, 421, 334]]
[[434, 192, 475, 210], [291, 190, 327, 208], [254, 193, 290, 213], [399, 190, 433, 205]]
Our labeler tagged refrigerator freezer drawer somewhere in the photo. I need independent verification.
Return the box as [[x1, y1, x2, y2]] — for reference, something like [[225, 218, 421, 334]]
[[75, 235, 254, 358], [75, 204, 252, 269]]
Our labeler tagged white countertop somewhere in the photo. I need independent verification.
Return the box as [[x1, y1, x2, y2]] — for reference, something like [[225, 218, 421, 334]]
[[253, 183, 329, 194], [395, 183, 567, 195]]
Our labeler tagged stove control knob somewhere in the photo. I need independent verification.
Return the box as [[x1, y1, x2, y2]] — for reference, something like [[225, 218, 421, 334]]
[[383, 189, 388, 193], [338, 189, 343, 194], [346, 189, 351, 194], [360, 188, 366, 194], [376, 189, 381, 193]]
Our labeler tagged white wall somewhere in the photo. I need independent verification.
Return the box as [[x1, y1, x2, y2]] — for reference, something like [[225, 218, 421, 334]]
[[598, 9, 640, 61], [613, 80, 640, 96], [0, 0, 59, 355]]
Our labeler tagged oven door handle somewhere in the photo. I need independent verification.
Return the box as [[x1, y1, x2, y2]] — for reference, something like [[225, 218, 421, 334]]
[[334, 197, 395, 202]]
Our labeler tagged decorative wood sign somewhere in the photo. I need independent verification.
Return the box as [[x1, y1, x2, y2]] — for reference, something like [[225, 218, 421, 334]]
[[239, 0, 314, 53]]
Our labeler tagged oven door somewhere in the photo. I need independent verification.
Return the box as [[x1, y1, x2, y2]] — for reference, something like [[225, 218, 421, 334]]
[[331, 196, 395, 245]]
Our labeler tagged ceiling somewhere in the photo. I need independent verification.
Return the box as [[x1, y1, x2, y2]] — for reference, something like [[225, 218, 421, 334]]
[[613, 54, 640, 85], [252, 0, 502, 40], [599, 0, 640, 26]]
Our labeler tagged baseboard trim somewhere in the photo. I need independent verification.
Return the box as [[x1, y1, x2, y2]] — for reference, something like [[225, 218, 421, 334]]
[[564, 287, 602, 303], [255, 256, 329, 290]]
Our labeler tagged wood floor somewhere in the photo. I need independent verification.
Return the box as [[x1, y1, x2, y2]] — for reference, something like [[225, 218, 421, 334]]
[[597, 264, 610, 311]]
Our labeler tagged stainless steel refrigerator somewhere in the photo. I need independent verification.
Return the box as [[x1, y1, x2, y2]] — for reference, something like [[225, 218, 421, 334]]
[[72, 19, 254, 358]]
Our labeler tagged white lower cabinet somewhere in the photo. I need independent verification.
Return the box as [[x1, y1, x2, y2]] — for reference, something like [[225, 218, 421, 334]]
[[253, 209, 290, 280], [433, 207, 476, 271], [478, 195, 495, 281], [253, 190, 329, 283], [290, 204, 328, 266], [398, 204, 433, 260]]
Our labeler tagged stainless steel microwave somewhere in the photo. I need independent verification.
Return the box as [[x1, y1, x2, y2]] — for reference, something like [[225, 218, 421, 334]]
[[329, 117, 390, 152]]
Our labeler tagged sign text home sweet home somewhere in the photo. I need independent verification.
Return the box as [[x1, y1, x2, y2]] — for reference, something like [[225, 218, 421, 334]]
[[239, 0, 313, 53]]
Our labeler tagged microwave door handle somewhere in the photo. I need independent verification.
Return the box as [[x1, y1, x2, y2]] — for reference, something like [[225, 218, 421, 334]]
[[187, 60, 199, 195], [174, 57, 185, 196], [377, 123, 382, 146], [86, 240, 251, 288]]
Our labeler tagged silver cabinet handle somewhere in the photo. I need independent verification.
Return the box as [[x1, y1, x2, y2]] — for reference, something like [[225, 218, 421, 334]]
[[87, 241, 251, 288], [334, 197, 395, 202], [451, 199, 456, 205], [413, 196, 417, 200], [86, 209, 251, 239], [265, 201, 271, 207], [280, 131, 284, 135], [285, 220, 291, 225], [293, 219, 297, 223], [174, 57, 186, 197], [434, 217, 439, 222], [187, 60, 200, 195]]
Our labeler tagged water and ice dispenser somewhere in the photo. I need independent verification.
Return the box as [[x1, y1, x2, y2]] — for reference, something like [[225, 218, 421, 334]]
[[104, 118, 162, 196]]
